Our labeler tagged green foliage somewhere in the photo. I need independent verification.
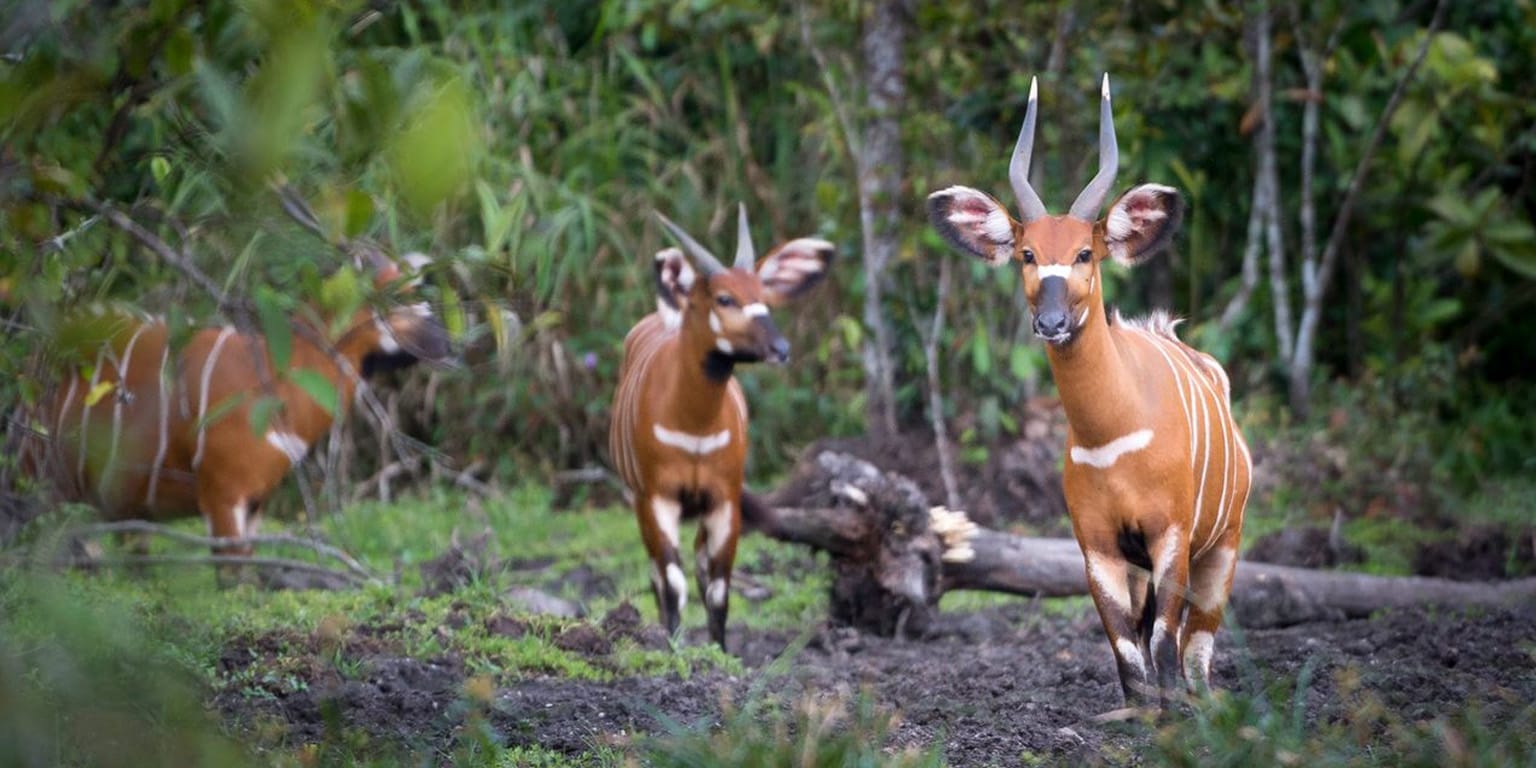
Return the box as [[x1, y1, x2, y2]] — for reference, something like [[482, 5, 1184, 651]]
[[1152, 670, 1536, 768], [5, 0, 1535, 493], [0, 573, 255, 768], [640, 690, 943, 768]]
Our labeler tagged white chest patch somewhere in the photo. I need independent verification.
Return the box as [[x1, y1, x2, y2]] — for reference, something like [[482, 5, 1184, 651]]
[[653, 424, 731, 456], [265, 431, 310, 464], [1070, 429, 1154, 469]]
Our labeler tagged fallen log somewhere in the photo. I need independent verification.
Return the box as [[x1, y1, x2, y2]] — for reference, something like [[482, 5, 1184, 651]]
[[748, 451, 1536, 632]]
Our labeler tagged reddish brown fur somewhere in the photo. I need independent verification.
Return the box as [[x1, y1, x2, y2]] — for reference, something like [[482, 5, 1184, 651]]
[[610, 224, 833, 649], [928, 79, 1250, 707], [22, 266, 448, 582]]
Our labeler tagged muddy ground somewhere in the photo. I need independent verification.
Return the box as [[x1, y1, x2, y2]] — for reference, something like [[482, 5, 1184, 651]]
[[218, 596, 1536, 766]]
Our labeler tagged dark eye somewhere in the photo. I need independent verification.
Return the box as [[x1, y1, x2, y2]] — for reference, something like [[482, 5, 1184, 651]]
[[1076, 249, 1092, 264], [715, 293, 736, 307], [1022, 249, 1036, 264]]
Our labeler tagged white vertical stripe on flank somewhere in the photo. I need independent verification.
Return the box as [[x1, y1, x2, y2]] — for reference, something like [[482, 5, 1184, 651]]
[[1135, 329, 1200, 536], [77, 345, 108, 482], [100, 324, 150, 501], [192, 327, 236, 470], [144, 342, 172, 508], [1188, 356, 1211, 550]]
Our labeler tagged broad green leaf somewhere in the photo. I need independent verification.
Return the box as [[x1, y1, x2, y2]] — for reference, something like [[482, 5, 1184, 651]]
[[248, 395, 283, 437], [1425, 193, 1475, 227], [289, 369, 339, 417], [255, 287, 292, 372], [1487, 240, 1536, 281], [1481, 217, 1536, 247]]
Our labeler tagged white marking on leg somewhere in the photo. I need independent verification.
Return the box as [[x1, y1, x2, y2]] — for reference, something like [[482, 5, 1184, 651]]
[[1085, 552, 1131, 616], [715, 337, 734, 354], [232, 499, 248, 541], [665, 563, 687, 613], [651, 496, 682, 550], [265, 430, 309, 465], [1037, 264, 1072, 279], [1151, 617, 1173, 655], [1189, 546, 1237, 613], [706, 578, 727, 608], [742, 302, 768, 318], [1115, 637, 1148, 678], [703, 502, 733, 559], [1185, 631, 1215, 687], [145, 343, 171, 508], [1069, 428, 1153, 469], [192, 327, 236, 470], [653, 424, 731, 456], [1152, 525, 1182, 587]]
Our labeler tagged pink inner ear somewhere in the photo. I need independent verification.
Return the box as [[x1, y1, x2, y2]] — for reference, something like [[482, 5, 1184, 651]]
[[1121, 189, 1169, 228], [947, 194, 999, 225]]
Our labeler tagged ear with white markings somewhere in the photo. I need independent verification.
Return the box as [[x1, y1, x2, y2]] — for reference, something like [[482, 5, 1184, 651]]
[[926, 186, 1018, 266], [758, 238, 834, 305], [653, 247, 696, 316], [1103, 183, 1183, 266]]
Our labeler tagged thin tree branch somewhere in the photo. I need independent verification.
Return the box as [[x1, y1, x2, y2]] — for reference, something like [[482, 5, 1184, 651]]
[[70, 519, 380, 585], [1290, 0, 1448, 413], [917, 258, 960, 510]]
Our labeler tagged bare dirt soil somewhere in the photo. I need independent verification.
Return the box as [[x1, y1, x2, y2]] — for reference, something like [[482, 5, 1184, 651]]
[[217, 598, 1536, 766]]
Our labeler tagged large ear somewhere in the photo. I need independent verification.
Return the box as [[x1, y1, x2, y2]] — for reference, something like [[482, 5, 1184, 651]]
[[926, 186, 1018, 266], [758, 237, 834, 305], [1103, 183, 1183, 266], [653, 247, 696, 323]]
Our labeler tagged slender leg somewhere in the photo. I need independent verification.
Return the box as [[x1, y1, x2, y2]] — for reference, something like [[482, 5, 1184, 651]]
[[696, 498, 739, 651], [637, 494, 686, 641], [1183, 533, 1240, 694], [199, 485, 251, 588], [1145, 523, 1192, 708], [1082, 540, 1153, 707]]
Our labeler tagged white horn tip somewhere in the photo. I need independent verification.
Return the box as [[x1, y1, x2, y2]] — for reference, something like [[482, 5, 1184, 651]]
[[1101, 73, 1111, 99], [1029, 76, 1038, 102]]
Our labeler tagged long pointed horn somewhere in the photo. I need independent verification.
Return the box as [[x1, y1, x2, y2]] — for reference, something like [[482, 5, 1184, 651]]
[[733, 202, 756, 270], [1068, 73, 1119, 221], [656, 212, 728, 276], [1009, 76, 1049, 223]]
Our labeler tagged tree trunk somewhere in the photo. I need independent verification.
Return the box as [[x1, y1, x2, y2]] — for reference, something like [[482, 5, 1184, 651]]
[[853, 0, 909, 440], [751, 451, 1536, 633]]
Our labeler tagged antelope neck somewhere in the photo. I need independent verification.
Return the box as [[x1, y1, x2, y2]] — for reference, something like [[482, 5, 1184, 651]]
[[1043, 294, 1145, 447], [660, 320, 737, 433]]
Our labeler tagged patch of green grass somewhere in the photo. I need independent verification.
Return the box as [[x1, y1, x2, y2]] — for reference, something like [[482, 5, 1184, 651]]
[[1150, 667, 1536, 768], [639, 689, 944, 768], [1338, 516, 1439, 577]]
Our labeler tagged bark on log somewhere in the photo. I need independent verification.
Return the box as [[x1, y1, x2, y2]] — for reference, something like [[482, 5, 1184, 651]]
[[751, 451, 1536, 633]]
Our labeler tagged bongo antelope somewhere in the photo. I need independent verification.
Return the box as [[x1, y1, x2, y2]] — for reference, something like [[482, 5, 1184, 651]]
[[609, 205, 833, 648], [927, 75, 1251, 706], [22, 254, 451, 581]]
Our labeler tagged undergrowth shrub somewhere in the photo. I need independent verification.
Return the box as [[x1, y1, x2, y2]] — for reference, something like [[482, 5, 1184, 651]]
[[640, 690, 942, 768], [1152, 666, 1536, 768]]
